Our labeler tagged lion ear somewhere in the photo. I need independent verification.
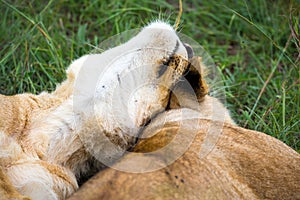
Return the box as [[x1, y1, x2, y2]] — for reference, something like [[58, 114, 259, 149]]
[[168, 56, 209, 109], [187, 56, 209, 100]]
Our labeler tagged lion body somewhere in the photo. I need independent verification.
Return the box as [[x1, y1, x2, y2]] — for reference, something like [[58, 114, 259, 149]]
[[1, 21, 299, 200], [69, 107, 300, 200]]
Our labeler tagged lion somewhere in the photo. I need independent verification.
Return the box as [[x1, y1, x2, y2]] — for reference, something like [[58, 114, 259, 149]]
[[2, 20, 299, 200], [0, 21, 193, 200], [68, 55, 300, 199]]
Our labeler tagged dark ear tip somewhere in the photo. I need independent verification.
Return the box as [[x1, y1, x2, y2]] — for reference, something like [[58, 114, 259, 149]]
[[187, 56, 209, 99], [183, 43, 194, 59]]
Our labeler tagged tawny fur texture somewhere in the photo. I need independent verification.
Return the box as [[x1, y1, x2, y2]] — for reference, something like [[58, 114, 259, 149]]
[[0, 21, 191, 200], [68, 57, 300, 199], [69, 111, 300, 200]]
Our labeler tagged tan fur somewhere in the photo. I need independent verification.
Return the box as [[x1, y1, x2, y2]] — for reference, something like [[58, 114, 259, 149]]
[[0, 71, 74, 136], [0, 70, 76, 200], [68, 57, 300, 200], [68, 113, 300, 200], [0, 168, 30, 200], [70, 98, 300, 200]]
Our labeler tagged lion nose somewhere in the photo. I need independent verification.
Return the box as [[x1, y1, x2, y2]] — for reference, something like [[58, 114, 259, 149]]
[[183, 43, 194, 59]]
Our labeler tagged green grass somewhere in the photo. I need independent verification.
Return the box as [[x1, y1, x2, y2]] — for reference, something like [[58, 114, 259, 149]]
[[0, 0, 299, 152]]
